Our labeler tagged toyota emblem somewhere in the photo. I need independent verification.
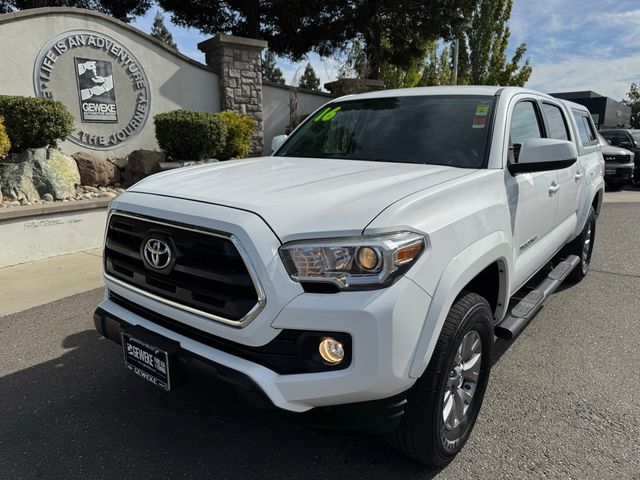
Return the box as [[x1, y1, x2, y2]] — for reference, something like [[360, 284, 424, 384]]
[[143, 238, 172, 270]]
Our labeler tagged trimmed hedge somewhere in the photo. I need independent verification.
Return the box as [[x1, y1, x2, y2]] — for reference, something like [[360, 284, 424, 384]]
[[0, 95, 74, 153], [0, 115, 10, 158], [217, 111, 255, 160], [154, 110, 228, 160]]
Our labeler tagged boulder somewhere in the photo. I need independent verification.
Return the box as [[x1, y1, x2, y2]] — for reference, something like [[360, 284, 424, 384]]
[[0, 161, 40, 201], [0, 148, 81, 202], [123, 150, 166, 187], [107, 156, 128, 170], [72, 151, 121, 186], [31, 148, 81, 200]]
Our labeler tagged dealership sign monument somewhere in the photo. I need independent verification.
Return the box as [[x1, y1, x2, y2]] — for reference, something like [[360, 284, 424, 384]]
[[34, 30, 150, 150]]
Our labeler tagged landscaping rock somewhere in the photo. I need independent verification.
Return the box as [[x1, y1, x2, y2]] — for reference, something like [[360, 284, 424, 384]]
[[123, 150, 166, 187], [31, 149, 81, 200], [0, 161, 40, 201], [72, 152, 120, 186], [43, 193, 54, 202], [108, 156, 128, 170]]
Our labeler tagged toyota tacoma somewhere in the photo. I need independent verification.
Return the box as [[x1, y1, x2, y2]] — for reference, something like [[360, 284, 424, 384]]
[[94, 86, 604, 465]]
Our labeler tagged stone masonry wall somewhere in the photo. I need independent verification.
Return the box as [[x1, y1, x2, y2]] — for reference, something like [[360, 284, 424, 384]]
[[199, 35, 267, 155]]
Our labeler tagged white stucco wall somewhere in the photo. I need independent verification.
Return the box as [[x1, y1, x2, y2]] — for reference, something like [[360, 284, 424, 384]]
[[0, 208, 107, 268], [0, 8, 219, 159], [262, 83, 334, 154]]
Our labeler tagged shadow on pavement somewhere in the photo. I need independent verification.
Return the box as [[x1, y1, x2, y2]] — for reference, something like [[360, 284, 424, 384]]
[[0, 329, 440, 479]]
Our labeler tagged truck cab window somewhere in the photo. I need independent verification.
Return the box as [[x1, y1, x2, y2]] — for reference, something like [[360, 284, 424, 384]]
[[509, 101, 543, 163]]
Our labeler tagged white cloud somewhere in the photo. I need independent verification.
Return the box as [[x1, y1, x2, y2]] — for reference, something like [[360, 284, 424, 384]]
[[527, 53, 638, 100]]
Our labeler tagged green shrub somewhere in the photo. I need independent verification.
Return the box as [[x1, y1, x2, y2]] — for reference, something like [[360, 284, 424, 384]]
[[0, 95, 74, 152], [154, 110, 228, 160], [0, 115, 10, 158], [217, 111, 255, 160]]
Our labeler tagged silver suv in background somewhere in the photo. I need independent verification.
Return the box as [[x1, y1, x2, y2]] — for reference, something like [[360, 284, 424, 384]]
[[597, 133, 634, 190], [600, 129, 640, 185]]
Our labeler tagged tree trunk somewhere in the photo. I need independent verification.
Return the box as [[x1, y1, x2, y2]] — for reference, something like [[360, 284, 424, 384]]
[[365, 21, 382, 80], [243, 0, 262, 39]]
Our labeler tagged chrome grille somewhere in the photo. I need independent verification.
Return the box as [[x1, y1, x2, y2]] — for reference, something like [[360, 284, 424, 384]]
[[603, 154, 631, 163], [104, 212, 264, 327]]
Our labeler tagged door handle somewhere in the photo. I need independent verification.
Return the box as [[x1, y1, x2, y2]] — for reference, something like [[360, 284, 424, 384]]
[[548, 182, 560, 196], [574, 171, 584, 182]]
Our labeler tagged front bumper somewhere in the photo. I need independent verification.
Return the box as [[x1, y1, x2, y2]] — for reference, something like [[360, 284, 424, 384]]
[[604, 162, 634, 183], [94, 302, 412, 433], [97, 274, 430, 413]]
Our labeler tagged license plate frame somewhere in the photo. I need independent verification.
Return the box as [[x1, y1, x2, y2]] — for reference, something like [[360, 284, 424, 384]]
[[121, 326, 178, 391]]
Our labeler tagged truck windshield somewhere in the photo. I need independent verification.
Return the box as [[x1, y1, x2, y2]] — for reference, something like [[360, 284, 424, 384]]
[[275, 95, 495, 168]]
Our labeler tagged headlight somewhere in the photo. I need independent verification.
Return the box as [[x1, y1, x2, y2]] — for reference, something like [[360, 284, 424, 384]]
[[279, 231, 425, 290]]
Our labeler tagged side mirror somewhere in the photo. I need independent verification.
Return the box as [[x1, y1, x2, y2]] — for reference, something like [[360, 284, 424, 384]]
[[271, 134, 288, 153], [508, 138, 577, 175]]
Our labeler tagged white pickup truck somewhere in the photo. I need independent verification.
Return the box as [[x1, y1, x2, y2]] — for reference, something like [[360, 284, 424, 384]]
[[94, 86, 604, 465]]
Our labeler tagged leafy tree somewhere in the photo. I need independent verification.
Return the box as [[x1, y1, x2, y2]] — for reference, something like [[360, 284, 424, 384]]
[[456, 0, 531, 86], [381, 42, 454, 88], [622, 83, 640, 128], [0, 0, 151, 21], [380, 0, 531, 88], [298, 63, 320, 91], [262, 50, 285, 84], [150, 10, 177, 49], [325, 0, 476, 80], [158, 0, 332, 60], [418, 44, 454, 86], [157, 1, 475, 80]]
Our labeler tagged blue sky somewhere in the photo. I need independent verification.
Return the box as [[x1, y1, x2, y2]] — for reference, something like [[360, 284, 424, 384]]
[[133, 1, 640, 101]]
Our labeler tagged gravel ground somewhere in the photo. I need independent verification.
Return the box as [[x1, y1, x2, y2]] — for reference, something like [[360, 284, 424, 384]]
[[0, 202, 638, 479], [0, 185, 123, 208]]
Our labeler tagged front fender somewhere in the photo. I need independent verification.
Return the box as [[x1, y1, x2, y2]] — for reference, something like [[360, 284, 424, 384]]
[[408, 231, 511, 378]]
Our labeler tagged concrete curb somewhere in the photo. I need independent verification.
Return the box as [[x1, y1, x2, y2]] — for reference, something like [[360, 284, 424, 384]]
[[0, 198, 110, 221]]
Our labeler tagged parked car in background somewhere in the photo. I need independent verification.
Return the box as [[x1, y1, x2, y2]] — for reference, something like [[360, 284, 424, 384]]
[[600, 129, 640, 185], [596, 133, 634, 190]]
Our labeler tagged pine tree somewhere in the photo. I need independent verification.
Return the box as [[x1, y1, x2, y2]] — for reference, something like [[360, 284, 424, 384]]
[[262, 51, 285, 84], [298, 63, 321, 91], [150, 11, 177, 49]]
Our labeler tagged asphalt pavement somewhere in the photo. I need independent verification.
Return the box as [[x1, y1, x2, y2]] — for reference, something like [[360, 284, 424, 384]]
[[1, 201, 639, 479]]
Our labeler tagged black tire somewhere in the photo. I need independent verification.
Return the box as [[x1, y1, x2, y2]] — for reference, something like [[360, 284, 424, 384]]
[[384, 292, 493, 466], [606, 182, 624, 191], [566, 206, 596, 283]]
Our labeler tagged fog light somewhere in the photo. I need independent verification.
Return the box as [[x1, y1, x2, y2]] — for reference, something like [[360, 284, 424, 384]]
[[318, 337, 345, 365]]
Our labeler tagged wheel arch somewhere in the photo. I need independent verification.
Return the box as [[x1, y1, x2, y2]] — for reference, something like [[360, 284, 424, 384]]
[[591, 187, 603, 216], [408, 231, 511, 378]]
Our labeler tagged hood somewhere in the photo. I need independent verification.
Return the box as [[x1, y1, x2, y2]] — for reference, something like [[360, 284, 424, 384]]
[[129, 156, 474, 241], [601, 144, 634, 157]]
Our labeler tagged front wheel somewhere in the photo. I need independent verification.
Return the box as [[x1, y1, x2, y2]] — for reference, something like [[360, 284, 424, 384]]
[[385, 292, 493, 466]]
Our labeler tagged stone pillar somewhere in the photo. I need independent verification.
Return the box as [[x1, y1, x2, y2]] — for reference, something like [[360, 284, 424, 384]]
[[198, 34, 268, 155]]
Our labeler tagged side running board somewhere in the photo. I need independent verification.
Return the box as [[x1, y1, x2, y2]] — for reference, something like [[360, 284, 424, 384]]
[[495, 255, 580, 340]]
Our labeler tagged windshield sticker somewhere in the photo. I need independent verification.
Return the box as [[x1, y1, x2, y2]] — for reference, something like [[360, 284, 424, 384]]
[[475, 103, 490, 116], [472, 116, 487, 129], [314, 106, 341, 122]]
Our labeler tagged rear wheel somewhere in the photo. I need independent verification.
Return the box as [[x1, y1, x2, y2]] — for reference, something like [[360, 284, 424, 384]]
[[566, 206, 596, 282], [385, 292, 493, 466]]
